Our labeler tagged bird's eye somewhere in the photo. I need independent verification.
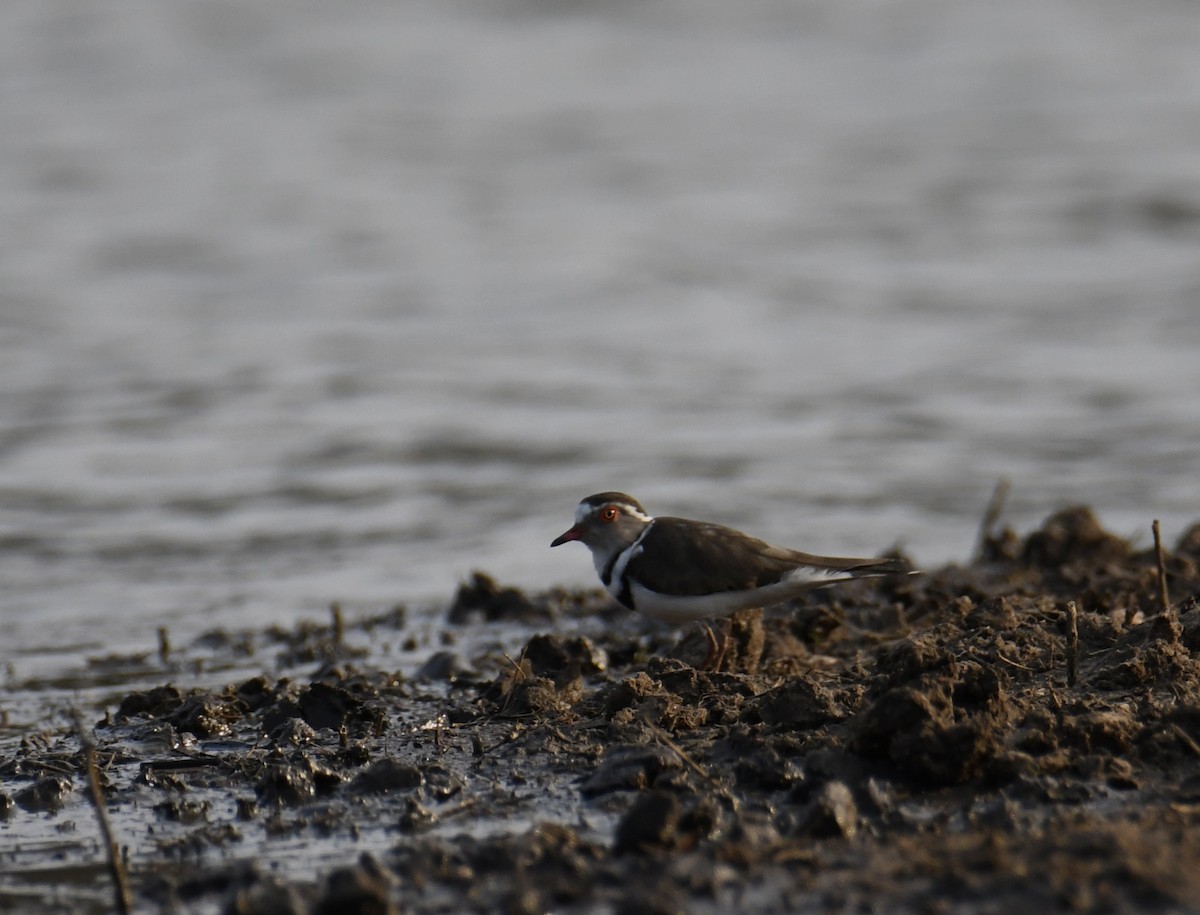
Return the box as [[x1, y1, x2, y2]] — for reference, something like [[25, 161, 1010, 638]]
[[599, 506, 619, 523]]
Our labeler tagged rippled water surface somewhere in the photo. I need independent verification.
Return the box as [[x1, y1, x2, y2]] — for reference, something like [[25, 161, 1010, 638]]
[[2, 0, 1200, 682]]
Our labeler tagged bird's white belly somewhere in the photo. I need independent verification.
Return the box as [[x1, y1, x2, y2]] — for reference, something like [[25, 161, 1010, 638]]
[[627, 584, 752, 622], [628, 580, 799, 623]]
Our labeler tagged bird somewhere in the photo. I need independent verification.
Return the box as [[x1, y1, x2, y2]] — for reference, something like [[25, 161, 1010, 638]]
[[550, 491, 914, 668]]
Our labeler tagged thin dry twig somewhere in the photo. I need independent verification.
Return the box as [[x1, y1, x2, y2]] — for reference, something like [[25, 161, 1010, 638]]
[[1153, 520, 1172, 618], [156, 625, 171, 664], [1171, 724, 1200, 759], [1066, 601, 1080, 687], [74, 712, 131, 915], [642, 719, 712, 783], [644, 720, 740, 814], [974, 478, 1010, 561], [330, 602, 345, 648], [496, 648, 532, 716], [995, 651, 1036, 672]]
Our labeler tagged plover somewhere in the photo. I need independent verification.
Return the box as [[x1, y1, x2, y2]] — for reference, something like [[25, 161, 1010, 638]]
[[551, 491, 913, 666]]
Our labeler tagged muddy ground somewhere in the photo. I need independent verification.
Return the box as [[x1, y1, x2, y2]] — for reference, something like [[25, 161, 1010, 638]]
[[4, 506, 1200, 914]]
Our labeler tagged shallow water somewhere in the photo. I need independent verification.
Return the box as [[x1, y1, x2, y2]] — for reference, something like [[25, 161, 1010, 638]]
[[2, 0, 1200, 685]]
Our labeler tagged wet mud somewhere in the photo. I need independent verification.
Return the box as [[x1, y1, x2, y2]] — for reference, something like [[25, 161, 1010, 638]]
[[4, 506, 1200, 913]]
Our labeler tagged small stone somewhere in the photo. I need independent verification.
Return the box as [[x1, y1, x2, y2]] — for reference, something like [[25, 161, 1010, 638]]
[[352, 758, 423, 794], [581, 744, 680, 796], [614, 791, 680, 854], [795, 780, 858, 839]]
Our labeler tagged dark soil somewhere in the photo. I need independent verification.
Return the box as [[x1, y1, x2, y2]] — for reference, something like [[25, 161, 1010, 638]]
[[5, 506, 1200, 914]]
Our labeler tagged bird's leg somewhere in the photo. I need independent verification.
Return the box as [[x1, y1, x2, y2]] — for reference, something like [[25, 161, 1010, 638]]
[[700, 620, 731, 672], [701, 625, 719, 669]]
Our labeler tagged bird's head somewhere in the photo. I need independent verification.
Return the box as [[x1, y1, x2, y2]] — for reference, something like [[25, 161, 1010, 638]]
[[551, 492, 653, 557]]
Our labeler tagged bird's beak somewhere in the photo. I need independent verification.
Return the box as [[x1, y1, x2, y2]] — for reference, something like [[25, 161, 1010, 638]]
[[551, 526, 583, 547]]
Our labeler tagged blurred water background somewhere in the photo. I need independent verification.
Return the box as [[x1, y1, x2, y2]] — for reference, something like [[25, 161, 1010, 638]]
[[2, 0, 1200, 681]]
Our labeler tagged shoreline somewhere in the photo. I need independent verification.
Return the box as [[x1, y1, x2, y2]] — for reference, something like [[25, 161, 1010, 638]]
[[3, 505, 1200, 913]]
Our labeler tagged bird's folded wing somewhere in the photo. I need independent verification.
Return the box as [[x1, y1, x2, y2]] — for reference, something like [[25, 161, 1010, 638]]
[[627, 518, 807, 595]]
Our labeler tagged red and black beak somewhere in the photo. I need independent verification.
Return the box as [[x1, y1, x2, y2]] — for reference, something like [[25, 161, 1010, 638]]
[[550, 526, 583, 547]]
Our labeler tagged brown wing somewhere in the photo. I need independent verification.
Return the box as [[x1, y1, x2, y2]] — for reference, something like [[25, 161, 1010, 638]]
[[623, 518, 799, 595], [626, 517, 906, 597]]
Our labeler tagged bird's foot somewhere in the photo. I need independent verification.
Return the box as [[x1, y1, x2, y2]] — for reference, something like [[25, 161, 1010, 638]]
[[699, 621, 731, 672]]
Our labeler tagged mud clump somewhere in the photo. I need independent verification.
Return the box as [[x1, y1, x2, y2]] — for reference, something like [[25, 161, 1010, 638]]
[[854, 659, 1011, 785], [1019, 505, 1132, 568], [6, 506, 1200, 914], [13, 776, 74, 814], [446, 570, 553, 623], [751, 675, 844, 728]]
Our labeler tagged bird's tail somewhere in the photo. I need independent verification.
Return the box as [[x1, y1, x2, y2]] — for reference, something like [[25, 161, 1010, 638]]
[[778, 555, 917, 593], [844, 557, 916, 579]]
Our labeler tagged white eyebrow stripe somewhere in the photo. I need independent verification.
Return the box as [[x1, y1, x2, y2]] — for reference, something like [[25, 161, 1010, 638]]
[[621, 504, 654, 523]]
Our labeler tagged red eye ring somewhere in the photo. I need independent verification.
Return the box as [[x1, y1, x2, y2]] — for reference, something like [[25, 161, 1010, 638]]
[[599, 506, 619, 523]]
